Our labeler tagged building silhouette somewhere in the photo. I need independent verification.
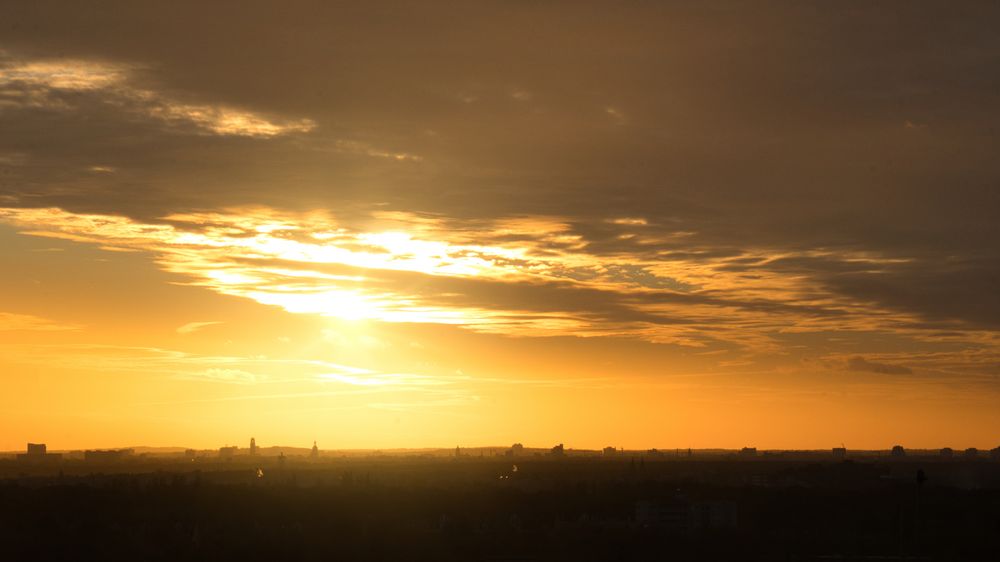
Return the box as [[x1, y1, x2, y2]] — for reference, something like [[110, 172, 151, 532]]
[[16, 443, 62, 462], [84, 449, 134, 462], [739, 447, 757, 458], [311, 441, 319, 459], [603, 446, 618, 457], [832, 447, 847, 459], [250, 437, 257, 456], [219, 446, 238, 459], [890, 445, 906, 458], [550, 443, 564, 457]]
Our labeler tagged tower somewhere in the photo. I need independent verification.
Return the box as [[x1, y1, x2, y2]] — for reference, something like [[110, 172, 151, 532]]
[[311, 440, 319, 459], [250, 437, 257, 456]]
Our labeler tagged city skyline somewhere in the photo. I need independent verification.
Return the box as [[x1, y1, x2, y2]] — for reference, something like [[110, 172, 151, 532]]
[[2, 2, 1000, 451], [10, 439, 1000, 459]]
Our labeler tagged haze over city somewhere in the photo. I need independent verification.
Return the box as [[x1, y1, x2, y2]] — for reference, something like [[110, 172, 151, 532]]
[[2, 1, 1000, 454]]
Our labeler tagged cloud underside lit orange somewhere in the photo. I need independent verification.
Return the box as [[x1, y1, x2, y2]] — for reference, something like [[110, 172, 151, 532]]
[[1, 206, 998, 382]]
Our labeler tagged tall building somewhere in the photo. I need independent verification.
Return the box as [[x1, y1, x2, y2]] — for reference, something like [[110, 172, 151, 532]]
[[17, 443, 61, 462], [311, 441, 319, 459], [250, 437, 257, 456]]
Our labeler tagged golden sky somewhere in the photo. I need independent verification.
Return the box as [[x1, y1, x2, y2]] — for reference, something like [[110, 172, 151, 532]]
[[1, 2, 999, 451]]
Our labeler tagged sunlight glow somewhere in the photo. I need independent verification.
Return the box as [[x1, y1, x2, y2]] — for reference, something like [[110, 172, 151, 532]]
[[0, 206, 952, 348]]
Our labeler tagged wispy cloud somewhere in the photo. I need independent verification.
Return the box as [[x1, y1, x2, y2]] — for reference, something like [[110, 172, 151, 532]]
[[179, 368, 260, 384], [0, 54, 315, 138], [176, 321, 223, 335], [0, 342, 472, 394], [846, 356, 913, 375], [0, 312, 80, 332], [332, 140, 423, 162], [318, 372, 453, 387]]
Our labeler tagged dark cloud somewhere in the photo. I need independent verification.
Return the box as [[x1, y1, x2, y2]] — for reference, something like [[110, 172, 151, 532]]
[[750, 254, 1000, 330]]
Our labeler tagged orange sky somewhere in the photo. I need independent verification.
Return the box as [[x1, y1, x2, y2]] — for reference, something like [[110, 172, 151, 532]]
[[1, 2, 999, 451]]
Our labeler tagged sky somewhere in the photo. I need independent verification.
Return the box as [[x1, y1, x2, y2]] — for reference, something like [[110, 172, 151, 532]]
[[1, 1, 999, 451]]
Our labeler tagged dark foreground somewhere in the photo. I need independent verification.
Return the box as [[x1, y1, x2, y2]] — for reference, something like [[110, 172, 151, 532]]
[[2, 456, 999, 561]]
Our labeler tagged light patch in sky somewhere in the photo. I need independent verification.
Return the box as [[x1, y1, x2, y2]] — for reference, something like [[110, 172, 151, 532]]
[[0, 54, 315, 138], [176, 321, 224, 335], [333, 140, 423, 162]]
